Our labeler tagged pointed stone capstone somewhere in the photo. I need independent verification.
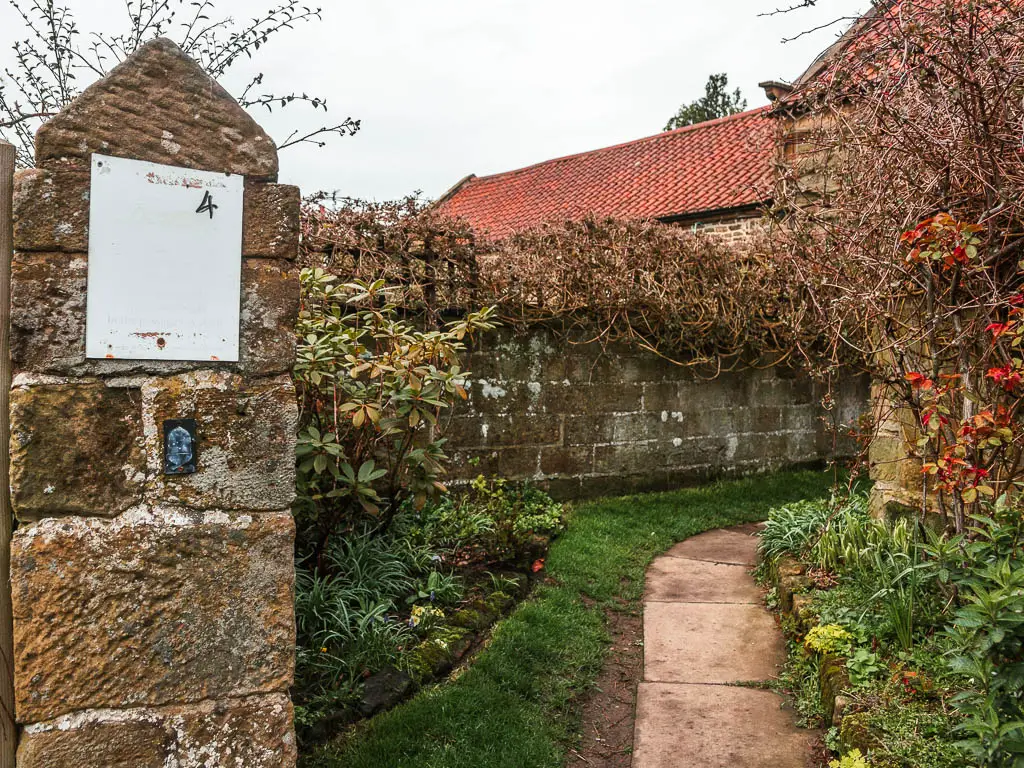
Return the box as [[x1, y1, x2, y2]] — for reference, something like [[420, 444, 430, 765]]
[[35, 38, 278, 178]]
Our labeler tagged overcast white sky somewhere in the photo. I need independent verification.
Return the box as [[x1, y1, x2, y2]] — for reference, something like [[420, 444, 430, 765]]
[[1, 1, 867, 200]]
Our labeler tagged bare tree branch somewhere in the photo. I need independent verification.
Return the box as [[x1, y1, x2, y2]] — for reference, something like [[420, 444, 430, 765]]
[[0, 0, 358, 166]]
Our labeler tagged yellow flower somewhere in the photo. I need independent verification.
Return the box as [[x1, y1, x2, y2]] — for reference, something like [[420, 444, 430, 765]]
[[410, 604, 444, 627]]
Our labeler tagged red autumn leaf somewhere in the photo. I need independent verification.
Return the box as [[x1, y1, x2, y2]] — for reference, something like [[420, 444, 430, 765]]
[[987, 365, 1022, 391], [531, 559, 545, 573], [905, 372, 934, 390]]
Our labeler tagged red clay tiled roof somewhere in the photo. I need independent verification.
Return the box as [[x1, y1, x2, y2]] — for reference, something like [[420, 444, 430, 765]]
[[436, 107, 775, 240]]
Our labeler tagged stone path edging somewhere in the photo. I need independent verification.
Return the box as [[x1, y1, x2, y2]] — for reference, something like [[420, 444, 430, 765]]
[[631, 523, 813, 768]]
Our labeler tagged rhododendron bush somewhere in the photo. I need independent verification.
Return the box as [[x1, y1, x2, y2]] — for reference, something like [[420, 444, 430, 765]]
[[768, 0, 1024, 531]]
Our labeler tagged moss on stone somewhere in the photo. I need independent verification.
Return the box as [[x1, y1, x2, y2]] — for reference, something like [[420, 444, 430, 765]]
[[818, 652, 851, 725], [839, 712, 882, 754], [403, 627, 472, 684], [483, 590, 514, 613], [449, 609, 487, 630]]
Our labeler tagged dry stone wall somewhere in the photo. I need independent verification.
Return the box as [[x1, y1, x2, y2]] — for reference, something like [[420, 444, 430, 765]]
[[446, 329, 867, 497], [8, 39, 299, 767]]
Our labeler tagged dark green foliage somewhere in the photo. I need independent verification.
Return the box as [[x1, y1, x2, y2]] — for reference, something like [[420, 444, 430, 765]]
[[664, 73, 747, 131], [760, 491, 1024, 766], [938, 505, 1024, 767], [293, 525, 451, 727], [294, 273, 497, 562], [397, 476, 565, 568], [777, 638, 828, 727], [293, 480, 565, 741], [850, 678, 964, 768], [758, 497, 836, 563]]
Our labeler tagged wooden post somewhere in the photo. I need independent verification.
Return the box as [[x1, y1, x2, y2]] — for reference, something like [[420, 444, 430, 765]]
[[0, 140, 16, 767]]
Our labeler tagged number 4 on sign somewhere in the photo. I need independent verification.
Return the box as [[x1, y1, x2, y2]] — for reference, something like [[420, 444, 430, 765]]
[[196, 190, 218, 219]]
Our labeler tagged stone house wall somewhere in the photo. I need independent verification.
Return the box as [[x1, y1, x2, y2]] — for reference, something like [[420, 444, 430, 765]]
[[443, 328, 868, 498], [681, 210, 764, 247]]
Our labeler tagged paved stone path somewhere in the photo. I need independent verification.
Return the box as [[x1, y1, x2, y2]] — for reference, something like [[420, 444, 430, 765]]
[[632, 524, 813, 768]]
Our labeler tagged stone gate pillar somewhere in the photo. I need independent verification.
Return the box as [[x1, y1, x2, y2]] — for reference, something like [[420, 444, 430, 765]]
[[7, 39, 300, 766]]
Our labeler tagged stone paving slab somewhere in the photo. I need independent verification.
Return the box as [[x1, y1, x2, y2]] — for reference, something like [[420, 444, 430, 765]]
[[663, 528, 760, 565], [644, 558, 761, 604], [643, 601, 785, 683], [633, 682, 811, 768]]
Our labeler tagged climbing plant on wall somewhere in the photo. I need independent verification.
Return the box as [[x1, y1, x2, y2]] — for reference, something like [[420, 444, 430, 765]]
[[302, 199, 820, 369], [767, 0, 1024, 530]]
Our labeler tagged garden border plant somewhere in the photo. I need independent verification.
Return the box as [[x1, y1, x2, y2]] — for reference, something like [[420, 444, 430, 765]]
[[291, 269, 558, 740], [757, 486, 1024, 767]]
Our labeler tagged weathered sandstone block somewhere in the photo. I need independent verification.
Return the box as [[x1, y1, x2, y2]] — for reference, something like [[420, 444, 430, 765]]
[[239, 259, 300, 372], [35, 38, 278, 178], [12, 509, 295, 722], [142, 372, 298, 510], [11, 253, 298, 376], [17, 694, 296, 768], [869, 427, 921, 489], [10, 381, 146, 519], [20, 720, 167, 768], [11, 168, 90, 252], [10, 252, 87, 374], [244, 181, 301, 259]]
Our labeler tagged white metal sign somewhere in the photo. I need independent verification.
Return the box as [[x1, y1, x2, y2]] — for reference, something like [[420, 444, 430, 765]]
[[85, 154, 244, 361]]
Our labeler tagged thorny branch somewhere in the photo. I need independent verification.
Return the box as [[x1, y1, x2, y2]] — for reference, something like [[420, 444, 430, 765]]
[[766, 0, 1024, 530]]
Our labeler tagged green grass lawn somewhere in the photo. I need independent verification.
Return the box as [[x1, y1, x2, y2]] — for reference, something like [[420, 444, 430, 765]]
[[302, 469, 838, 768]]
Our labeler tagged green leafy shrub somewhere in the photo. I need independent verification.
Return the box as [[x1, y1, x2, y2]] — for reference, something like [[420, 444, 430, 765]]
[[812, 493, 913, 574], [401, 476, 565, 567], [291, 272, 509, 736], [828, 505, 1024, 766], [942, 505, 1024, 767], [294, 271, 497, 565], [776, 638, 828, 728], [862, 699, 964, 768], [407, 570, 463, 606], [846, 647, 884, 688], [294, 526, 455, 695], [829, 749, 868, 768], [761, 492, 966, 766], [292, 477, 564, 736], [758, 498, 834, 563], [805, 624, 854, 656]]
